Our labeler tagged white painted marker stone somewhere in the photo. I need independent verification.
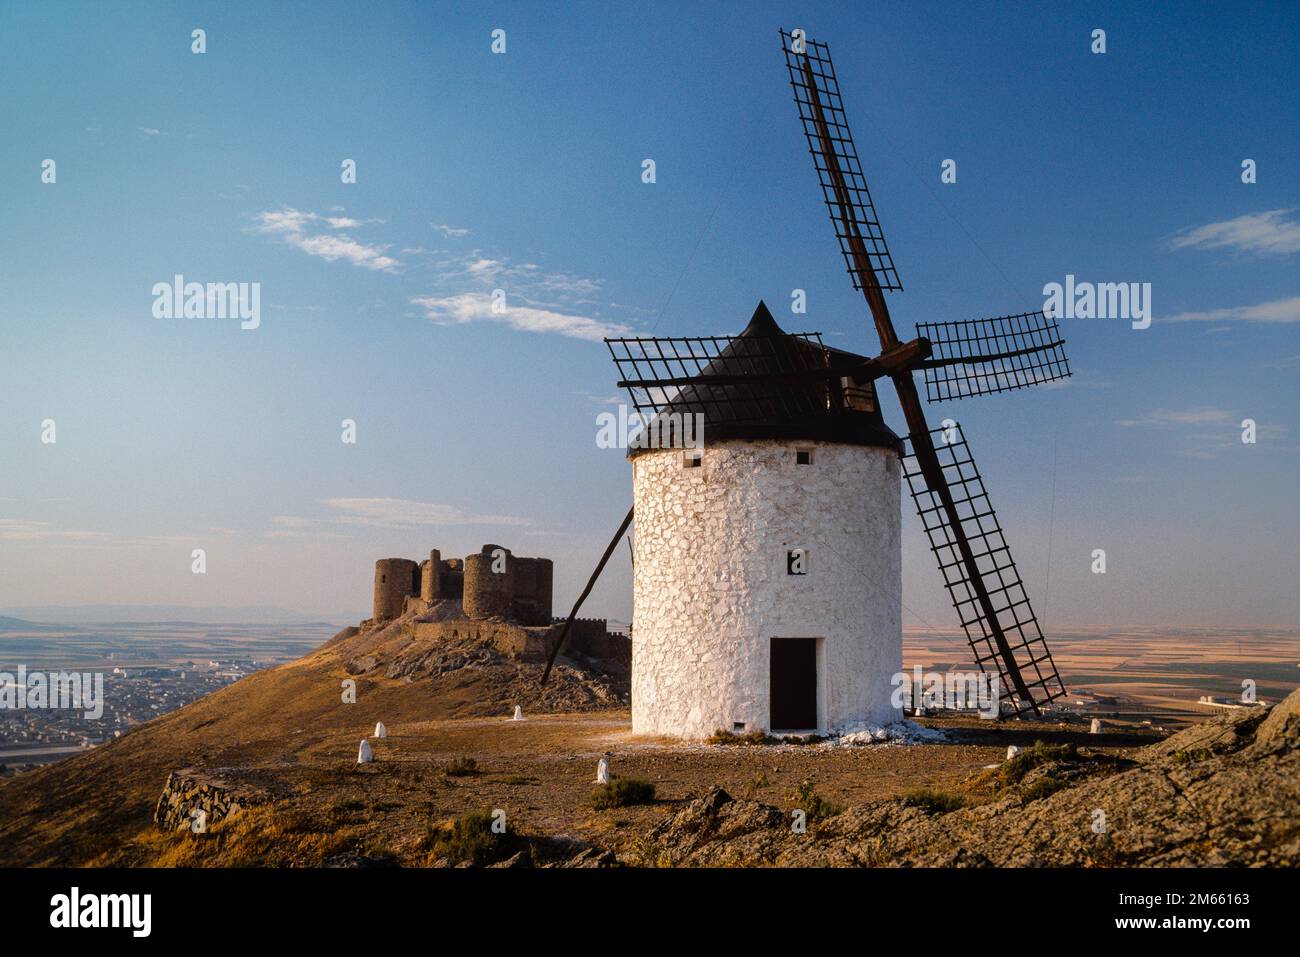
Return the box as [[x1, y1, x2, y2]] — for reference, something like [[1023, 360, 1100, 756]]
[[595, 757, 610, 784], [357, 739, 374, 764], [1090, 718, 1102, 734], [374, 721, 387, 739], [512, 705, 523, 721], [1006, 745, 1020, 761]]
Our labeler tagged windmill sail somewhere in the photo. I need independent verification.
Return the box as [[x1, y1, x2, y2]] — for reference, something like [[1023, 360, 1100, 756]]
[[541, 506, 634, 685], [782, 29, 1067, 715], [781, 29, 902, 293], [902, 422, 1067, 715], [917, 311, 1071, 402]]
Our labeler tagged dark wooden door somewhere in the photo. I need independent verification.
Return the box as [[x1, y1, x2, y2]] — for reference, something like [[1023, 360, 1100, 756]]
[[770, 638, 817, 730]]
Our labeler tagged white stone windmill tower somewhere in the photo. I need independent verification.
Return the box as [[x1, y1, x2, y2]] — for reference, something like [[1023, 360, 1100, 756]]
[[542, 29, 1072, 738], [621, 301, 904, 737]]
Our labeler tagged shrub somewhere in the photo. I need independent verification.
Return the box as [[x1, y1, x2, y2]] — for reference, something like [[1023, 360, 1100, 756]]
[[591, 777, 656, 809], [741, 772, 769, 800], [630, 833, 672, 868], [902, 788, 966, 815], [444, 756, 479, 777], [790, 779, 841, 820], [779, 734, 826, 745], [425, 809, 525, 866], [1000, 741, 1077, 785], [707, 728, 774, 746]]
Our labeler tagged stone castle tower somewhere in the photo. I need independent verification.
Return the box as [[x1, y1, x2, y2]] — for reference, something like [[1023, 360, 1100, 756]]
[[630, 302, 903, 738], [372, 545, 552, 626]]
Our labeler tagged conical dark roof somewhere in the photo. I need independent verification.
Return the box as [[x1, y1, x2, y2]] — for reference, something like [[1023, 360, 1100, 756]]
[[629, 301, 899, 456]]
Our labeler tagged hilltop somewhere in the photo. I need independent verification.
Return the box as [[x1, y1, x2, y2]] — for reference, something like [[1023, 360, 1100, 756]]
[[0, 618, 625, 866], [0, 615, 1295, 867]]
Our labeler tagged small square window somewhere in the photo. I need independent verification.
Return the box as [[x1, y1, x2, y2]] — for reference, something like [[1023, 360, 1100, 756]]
[[733, 722, 745, 732], [787, 548, 808, 575], [683, 449, 703, 469], [796, 449, 813, 465]]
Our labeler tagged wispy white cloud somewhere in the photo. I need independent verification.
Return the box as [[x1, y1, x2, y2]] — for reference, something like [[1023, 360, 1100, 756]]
[[270, 515, 315, 528], [575, 392, 625, 406], [410, 292, 631, 342], [0, 519, 108, 542], [1162, 295, 1300, 324], [409, 249, 632, 340], [1169, 209, 1300, 256], [137, 126, 163, 137], [1178, 424, 1287, 460], [1114, 409, 1289, 459], [1115, 408, 1235, 427], [320, 497, 529, 528], [253, 207, 400, 273], [465, 257, 504, 280], [251, 208, 632, 338]]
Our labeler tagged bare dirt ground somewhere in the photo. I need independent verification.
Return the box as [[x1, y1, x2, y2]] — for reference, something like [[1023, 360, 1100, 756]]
[[1, 618, 1291, 868], [5, 703, 1156, 867], [189, 710, 1155, 863]]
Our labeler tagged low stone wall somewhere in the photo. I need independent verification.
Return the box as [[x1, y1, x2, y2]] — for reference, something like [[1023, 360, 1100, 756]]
[[564, 619, 631, 666], [405, 617, 629, 666], [153, 768, 276, 832], [410, 619, 550, 661]]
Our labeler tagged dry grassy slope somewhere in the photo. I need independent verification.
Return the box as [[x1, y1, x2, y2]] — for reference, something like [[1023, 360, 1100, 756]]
[[0, 623, 617, 866]]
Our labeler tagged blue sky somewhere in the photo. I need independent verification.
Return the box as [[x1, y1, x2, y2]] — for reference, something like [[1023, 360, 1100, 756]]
[[1, 0, 1297, 629]]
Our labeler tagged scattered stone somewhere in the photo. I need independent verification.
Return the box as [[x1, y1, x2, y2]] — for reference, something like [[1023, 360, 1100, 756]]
[[834, 720, 947, 746], [1089, 718, 1102, 734], [1006, 745, 1021, 761], [151, 769, 278, 832], [552, 847, 618, 868]]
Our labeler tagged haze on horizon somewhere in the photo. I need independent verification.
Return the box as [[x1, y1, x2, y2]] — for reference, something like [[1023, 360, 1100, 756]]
[[2, 2, 1297, 631]]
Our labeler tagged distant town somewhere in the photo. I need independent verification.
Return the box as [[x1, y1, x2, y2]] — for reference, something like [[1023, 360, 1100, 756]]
[[0, 618, 331, 777]]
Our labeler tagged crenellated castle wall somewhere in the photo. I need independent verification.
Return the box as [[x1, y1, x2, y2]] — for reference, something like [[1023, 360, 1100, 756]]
[[371, 545, 554, 627]]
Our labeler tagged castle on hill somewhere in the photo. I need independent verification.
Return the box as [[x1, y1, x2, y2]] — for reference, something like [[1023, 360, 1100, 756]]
[[365, 544, 628, 667]]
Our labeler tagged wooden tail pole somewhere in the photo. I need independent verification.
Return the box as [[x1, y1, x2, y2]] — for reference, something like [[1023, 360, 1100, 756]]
[[540, 506, 635, 685]]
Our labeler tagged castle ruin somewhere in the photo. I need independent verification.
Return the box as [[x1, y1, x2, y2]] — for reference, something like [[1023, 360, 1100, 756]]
[[366, 544, 628, 667], [373, 544, 554, 625]]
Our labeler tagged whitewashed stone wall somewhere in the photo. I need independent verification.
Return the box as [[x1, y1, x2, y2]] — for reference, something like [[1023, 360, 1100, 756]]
[[631, 439, 902, 738]]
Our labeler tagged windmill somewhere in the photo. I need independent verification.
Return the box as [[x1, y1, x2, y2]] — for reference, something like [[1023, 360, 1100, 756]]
[[543, 29, 1070, 726]]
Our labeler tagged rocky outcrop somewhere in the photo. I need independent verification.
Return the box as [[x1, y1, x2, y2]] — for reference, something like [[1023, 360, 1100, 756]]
[[642, 689, 1300, 867], [339, 615, 629, 714], [152, 768, 280, 832]]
